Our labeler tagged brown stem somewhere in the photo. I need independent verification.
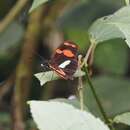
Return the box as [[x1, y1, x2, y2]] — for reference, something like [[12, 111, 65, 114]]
[[12, 6, 45, 130], [0, 0, 29, 32], [81, 43, 96, 68], [78, 55, 84, 110]]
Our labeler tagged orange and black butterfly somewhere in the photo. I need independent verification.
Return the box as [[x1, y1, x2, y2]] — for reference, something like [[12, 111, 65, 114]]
[[48, 41, 78, 80]]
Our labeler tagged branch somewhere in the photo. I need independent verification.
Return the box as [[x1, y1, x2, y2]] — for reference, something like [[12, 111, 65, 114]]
[[12, 6, 45, 130], [0, 74, 15, 101], [0, 0, 29, 32], [84, 66, 116, 130], [78, 55, 84, 110], [81, 43, 96, 68]]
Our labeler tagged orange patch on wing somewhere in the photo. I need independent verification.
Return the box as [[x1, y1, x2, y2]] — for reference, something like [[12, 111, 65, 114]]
[[56, 49, 62, 54], [64, 42, 76, 48], [63, 49, 74, 57]]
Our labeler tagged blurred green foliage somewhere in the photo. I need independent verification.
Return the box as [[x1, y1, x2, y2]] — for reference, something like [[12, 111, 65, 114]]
[[94, 39, 128, 75], [85, 76, 130, 118], [64, 28, 90, 52], [0, 22, 24, 80], [0, 0, 15, 19], [0, 0, 130, 130]]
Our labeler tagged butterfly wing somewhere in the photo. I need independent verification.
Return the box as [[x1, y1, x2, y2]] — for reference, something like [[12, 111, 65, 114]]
[[49, 41, 78, 80]]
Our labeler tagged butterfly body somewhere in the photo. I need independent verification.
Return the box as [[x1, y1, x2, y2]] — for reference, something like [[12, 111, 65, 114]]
[[49, 41, 78, 80]]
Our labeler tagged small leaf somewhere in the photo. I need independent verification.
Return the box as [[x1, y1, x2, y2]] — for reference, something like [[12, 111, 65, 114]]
[[89, 6, 130, 47], [29, 0, 49, 13], [35, 70, 85, 86], [113, 112, 130, 126], [28, 100, 110, 130], [35, 71, 59, 86]]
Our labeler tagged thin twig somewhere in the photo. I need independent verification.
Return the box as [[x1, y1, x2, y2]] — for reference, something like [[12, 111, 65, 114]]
[[0, 0, 29, 32], [84, 66, 115, 130], [78, 55, 84, 110], [81, 40, 115, 129], [81, 43, 96, 68]]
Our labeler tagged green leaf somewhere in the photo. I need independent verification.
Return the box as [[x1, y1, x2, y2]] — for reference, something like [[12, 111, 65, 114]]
[[29, 0, 49, 13], [35, 71, 59, 86], [0, 22, 24, 56], [59, 1, 119, 29], [94, 39, 128, 75], [52, 97, 89, 111], [114, 23, 130, 47], [28, 100, 110, 130], [84, 76, 130, 118], [89, 6, 130, 47], [35, 70, 85, 86], [113, 112, 130, 126]]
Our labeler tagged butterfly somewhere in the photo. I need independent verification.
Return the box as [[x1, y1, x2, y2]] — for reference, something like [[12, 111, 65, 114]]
[[48, 41, 78, 80]]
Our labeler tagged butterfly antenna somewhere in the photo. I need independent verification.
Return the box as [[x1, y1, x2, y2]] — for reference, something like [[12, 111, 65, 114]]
[[33, 51, 47, 62], [33, 50, 50, 69]]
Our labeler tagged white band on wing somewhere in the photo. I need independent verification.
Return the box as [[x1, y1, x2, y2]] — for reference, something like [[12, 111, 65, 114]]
[[58, 60, 71, 68]]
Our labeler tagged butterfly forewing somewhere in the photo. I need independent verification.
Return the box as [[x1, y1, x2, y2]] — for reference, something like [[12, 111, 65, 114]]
[[49, 41, 78, 80]]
